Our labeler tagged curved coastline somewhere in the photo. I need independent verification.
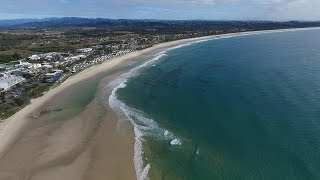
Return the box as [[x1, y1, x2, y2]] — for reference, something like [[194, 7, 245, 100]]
[[105, 26, 320, 180], [0, 27, 319, 180]]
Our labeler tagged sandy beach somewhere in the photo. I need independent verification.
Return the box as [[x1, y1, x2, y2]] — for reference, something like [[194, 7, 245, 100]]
[[0, 33, 224, 180], [0, 27, 318, 180]]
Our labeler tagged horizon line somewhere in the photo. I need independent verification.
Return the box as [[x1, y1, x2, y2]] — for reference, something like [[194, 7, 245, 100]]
[[0, 16, 319, 22]]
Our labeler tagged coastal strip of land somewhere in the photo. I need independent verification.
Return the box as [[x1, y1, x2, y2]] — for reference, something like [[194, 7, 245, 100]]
[[0, 27, 319, 180]]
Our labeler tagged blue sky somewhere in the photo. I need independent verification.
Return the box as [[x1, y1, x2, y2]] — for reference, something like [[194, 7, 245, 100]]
[[0, 0, 319, 20]]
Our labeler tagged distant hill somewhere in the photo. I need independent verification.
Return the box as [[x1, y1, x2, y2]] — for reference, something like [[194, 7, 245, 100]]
[[0, 18, 52, 27], [13, 17, 172, 29], [0, 17, 102, 27], [0, 17, 130, 28], [0, 17, 319, 31]]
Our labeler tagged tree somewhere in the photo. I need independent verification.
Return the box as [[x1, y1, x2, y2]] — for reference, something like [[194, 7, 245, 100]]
[[0, 92, 5, 102], [14, 96, 29, 106], [12, 52, 21, 60]]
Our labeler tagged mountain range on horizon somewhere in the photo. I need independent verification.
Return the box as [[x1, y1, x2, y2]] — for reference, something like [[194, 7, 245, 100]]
[[0, 17, 319, 29]]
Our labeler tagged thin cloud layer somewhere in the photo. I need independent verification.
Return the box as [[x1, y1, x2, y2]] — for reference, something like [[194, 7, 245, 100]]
[[0, 0, 319, 20]]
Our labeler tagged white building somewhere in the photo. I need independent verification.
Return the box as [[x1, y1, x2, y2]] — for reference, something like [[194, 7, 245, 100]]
[[66, 55, 87, 62], [45, 70, 63, 83], [32, 63, 42, 69], [76, 48, 93, 54], [17, 61, 33, 69], [39, 52, 59, 61], [28, 55, 40, 61], [41, 64, 53, 69]]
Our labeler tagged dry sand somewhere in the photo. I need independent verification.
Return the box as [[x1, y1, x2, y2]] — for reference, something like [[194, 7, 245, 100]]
[[0, 28, 317, 180]]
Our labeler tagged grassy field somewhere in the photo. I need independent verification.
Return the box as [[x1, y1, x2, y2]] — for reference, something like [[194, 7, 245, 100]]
[[0, 49, 37, 56], [0, 29, 64, 35]]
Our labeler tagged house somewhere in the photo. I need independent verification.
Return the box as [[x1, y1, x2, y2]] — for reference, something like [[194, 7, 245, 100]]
[[67, 55, 87, 62], [44, 70, 63, 83], [39, 52, 59, 61], [41, 64, 53, 69], [32, 63, 42, 69], [28, 55, 40, 61], [111, 45, 120, 50], [11, 69, 27, 77], [76, 48, 93, 55]]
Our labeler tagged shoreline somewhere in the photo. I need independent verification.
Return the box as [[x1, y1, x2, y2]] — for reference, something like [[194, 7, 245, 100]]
[[104, 26, 320, 180], [0, 27, 319, 180]]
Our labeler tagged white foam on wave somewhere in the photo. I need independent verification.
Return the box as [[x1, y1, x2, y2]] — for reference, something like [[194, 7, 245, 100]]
[[110, 89, 177, 180], [164, 130, 170, 137], [170, 139, 182, 146], [196, 148, 200, 155], [108, 50, 183, 180]]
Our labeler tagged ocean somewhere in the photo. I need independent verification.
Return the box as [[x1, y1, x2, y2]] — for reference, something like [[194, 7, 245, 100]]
[[109, 28, 320, 180]]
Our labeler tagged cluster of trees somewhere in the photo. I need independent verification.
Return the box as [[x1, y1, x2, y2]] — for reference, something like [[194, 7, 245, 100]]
[[0, 52, 21, 63], [0, 83, 51, 119], [0, 33, 38, 51], [28, 45, 75, 53], [0, 94, 30, 119]]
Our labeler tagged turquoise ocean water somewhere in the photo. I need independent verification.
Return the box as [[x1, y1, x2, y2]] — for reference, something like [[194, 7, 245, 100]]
[[110, 29, 320, 179]]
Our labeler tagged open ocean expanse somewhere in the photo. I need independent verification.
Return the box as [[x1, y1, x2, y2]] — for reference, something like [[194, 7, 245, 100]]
[[110, 29, 320, 179]]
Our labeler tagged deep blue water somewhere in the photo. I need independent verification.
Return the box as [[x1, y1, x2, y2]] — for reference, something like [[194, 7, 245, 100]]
[[117, 29, 320, 179]]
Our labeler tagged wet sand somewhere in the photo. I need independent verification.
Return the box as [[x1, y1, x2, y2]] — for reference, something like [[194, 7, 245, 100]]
[[0, 61, 137, 180]]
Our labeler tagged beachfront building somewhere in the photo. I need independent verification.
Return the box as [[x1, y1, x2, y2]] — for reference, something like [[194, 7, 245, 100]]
[[63, 55, 87, 63], [76, 48, 94, 55], [111, 45, 120, 50], [44, 70, 63, 83], [39, 52, 59, 61]]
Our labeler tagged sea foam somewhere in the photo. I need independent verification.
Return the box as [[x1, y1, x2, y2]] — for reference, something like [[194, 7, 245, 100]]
[[170, 139, 182, 146], [108, 49, 183, 180]]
